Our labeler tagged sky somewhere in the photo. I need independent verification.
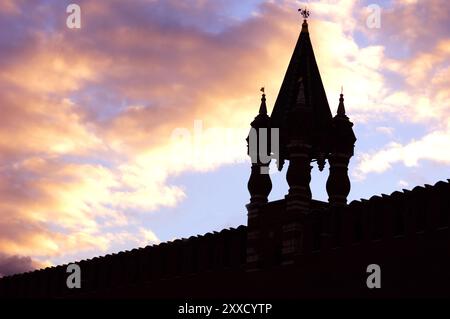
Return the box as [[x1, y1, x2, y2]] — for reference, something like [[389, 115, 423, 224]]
[[0, 0, 449, 276]]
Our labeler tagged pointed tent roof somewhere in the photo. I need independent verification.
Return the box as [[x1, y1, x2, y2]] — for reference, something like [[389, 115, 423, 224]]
[[251, 92, 269, 128], [258, 93, 268, 115], [337, 93, 347, 117], [271, 19, 332, 164]]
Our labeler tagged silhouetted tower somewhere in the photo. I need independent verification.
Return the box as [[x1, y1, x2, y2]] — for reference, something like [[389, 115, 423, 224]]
[[246, 10, 356, 266], [326, 91, 356, 206], [246, 89, 272, 269]]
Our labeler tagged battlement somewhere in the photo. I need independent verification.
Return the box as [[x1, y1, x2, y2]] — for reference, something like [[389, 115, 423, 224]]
[[249, 179, 450, 267], [0, 226, 247, 298], [1, 179, 448, 298]]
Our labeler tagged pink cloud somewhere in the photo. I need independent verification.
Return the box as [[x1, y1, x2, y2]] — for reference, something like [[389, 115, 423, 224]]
[[0, 0, 448, 273]]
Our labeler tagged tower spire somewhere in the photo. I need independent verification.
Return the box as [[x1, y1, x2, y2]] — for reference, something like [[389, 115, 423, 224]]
[[259, 87, 267, 114], [337, 91, 346, 117], [271, 8, 332, 171], [245, 8, 358, 269], [326, 91, 357, 206], [246, 88, 273, 270]]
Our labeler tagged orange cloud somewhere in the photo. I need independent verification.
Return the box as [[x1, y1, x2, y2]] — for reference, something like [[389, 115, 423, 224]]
[[0, 0, 448, 272], [354, 0, 450, 179]]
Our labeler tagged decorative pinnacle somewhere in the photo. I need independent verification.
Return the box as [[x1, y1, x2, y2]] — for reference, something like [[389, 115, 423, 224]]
[[259, 87, 267, 114], [337, 92, 346, 117]]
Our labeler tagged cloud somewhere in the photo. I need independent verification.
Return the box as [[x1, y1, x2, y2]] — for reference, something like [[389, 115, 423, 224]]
[[382, 39, 450, 123], [353, 0, 450, 180], [1, 0, 294, 269], [381, 0, 449, 53], [355, 126, 450, 179], [375, 126, 394, 136], [398, 180, 409, 187], [0, 253, 47, 277], [138, 228, 160, 246], [0, 0, 448, 273]]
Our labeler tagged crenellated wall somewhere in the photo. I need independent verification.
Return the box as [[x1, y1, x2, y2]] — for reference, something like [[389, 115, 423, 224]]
[[254, 180, 449, 265], [0, 226, 247, 298], [317, 179, 449, 253], [0, 180, 449, 298]]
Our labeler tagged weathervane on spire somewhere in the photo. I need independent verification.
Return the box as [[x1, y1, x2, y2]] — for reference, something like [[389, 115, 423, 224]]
[[298, 7, 310, 20]]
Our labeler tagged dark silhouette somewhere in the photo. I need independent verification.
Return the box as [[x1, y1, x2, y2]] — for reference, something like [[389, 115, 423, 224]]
[[0, 17, 449, 299]]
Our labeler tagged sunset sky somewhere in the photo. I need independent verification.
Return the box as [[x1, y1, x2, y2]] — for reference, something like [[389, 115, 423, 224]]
[[0, 0, 449, 276]]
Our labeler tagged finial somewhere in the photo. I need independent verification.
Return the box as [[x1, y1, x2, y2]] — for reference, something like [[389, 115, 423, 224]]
[[298, 7, 310, 20], [259, 87, 267, 114], [341, 85, 343, 95], [298, 7, 310, 33]]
